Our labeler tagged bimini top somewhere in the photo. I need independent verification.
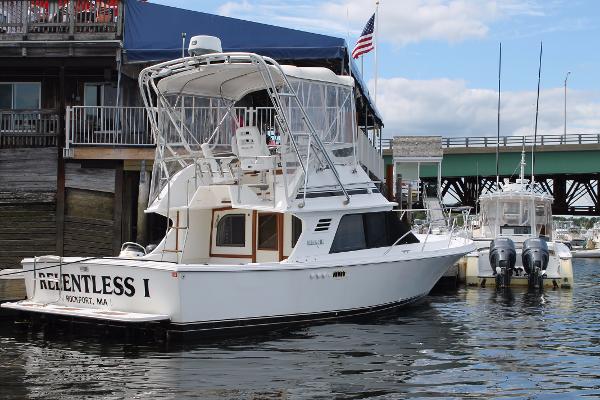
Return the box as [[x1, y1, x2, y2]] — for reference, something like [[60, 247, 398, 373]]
[[479, 179, 554, 203], [156, 62, 355, 101]]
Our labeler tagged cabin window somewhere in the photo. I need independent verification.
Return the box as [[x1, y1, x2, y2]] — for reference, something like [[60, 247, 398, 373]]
[[0, 83, 41, 109], [291, 215, 302, 248], [330, 212, 419, 254], [330, 214, 366, 253], [364, 212, 387, 248], [257, 214, 278, 250], [216, 214, 245, 247]]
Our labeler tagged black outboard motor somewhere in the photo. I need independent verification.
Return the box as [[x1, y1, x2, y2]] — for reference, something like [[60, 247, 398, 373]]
[[522, 238, 549, 289], [489, 238, 517, 288]]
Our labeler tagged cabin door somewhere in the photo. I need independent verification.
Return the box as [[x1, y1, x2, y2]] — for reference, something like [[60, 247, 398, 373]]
[[255, 212, 282, 262]]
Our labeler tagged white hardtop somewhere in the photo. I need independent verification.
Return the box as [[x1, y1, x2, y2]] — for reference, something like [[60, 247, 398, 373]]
[[156, 57, 354, 101], [479, 178, 553, 204]]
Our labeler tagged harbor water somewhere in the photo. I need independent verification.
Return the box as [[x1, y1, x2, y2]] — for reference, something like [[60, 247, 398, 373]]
[[0, 259, 598, 399]]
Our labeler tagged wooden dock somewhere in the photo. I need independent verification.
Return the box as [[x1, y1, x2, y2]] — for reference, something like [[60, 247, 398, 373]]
[[0, 278, 25, 303]]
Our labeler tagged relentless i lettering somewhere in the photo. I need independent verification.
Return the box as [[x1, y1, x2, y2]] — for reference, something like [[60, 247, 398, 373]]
[[37, 273, 139, 297]]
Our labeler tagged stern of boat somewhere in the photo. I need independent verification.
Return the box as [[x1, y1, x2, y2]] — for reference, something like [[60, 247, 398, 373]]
[[1, 256, 181, 323]]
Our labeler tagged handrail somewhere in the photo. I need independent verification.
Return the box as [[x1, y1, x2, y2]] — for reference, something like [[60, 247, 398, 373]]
[[0, 0, 121, 36], [382, 230, 415, 256], [65, 105, 153, 149], [1, 109, 59, 147]]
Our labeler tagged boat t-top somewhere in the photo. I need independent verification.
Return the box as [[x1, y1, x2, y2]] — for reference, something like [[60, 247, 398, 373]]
[[465, 151, 573, 289], [3, 37, 475, 335]]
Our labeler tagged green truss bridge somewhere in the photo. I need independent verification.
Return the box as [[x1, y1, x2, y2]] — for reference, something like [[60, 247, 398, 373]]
[[382, 133, 600, 216]]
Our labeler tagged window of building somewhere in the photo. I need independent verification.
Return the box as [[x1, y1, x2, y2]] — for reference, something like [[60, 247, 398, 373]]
[[330, 212, 419, 254], [0, 84, 12, 109], [84, 83, 101, 108], [216, 214, 246, 247], [291, 215, 302, 248], [258, 214, 278, 250], [0, 83, 41, 110]]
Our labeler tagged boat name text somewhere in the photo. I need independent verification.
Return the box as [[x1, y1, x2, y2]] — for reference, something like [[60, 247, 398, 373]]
[[36, 272, 151, 298]]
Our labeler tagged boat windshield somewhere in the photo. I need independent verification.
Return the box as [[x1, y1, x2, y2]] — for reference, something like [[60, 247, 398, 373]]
[[478, 196, 552, 239]]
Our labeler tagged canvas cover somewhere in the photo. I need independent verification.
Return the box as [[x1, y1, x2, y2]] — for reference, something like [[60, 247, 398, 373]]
[[123, 0, 381, 124]]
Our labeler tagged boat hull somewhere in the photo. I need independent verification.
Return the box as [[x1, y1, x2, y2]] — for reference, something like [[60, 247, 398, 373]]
[[2, 246, 471, 332]]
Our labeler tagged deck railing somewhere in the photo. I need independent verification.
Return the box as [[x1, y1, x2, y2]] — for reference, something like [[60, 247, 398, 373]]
[[65, 106, 153, 151], [380, 133, 600, 150], [0, 110, 59, 147], [0, 0, 121, 36], [357, 130, 384, 180]]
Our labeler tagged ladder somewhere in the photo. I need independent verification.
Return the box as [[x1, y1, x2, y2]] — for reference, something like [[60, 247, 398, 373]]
[[160, 175, 190, 263]]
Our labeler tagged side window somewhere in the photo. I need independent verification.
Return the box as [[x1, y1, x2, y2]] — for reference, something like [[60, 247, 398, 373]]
[[364, 212, 387, 248], [384, 212, 419, 245], [330, 214, 366, 253], [291, 215, 302, 248], [330, 212, 418, 254], [216, 214, 245, 247]]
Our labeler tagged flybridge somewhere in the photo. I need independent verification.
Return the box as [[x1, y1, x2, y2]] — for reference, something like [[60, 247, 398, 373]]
[[139, 52, 363, 214]]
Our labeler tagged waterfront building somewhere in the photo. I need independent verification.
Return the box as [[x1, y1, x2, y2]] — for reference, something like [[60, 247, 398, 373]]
[[0, 0, 384, 268]]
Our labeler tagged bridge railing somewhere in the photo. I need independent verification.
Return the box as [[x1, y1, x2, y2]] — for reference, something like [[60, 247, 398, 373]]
[[380, 133, 600, 150]]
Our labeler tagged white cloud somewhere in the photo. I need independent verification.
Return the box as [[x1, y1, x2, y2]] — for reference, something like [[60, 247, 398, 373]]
[[217, 0, 544, 46], [374, 77, 600, 137]]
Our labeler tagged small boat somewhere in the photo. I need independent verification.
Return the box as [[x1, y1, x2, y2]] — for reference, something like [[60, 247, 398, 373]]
[[571, 248, 600, 258], [465, 152, 573, 289], [2, 39, 474, 335]]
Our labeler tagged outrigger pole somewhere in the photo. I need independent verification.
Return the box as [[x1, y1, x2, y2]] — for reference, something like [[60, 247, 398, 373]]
[[495, 42, 502, 190], [531, 41, 543, 184]]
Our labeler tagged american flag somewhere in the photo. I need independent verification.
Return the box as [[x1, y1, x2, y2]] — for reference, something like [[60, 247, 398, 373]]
[[352, 13, 375, 59]]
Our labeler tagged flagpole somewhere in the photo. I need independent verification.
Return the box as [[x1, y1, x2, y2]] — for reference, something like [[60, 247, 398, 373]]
[[374, 1, 379, 107]]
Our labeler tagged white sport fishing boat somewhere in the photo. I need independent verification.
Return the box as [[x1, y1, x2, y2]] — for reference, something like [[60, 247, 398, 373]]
[[2, 39, 474, 334], [465, 152, 573, 289]]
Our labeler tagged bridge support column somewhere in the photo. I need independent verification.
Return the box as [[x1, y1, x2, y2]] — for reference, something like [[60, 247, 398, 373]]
[[463, 177, 478, 209], [553, 175, 567, 215], [596, 173, 600, 216]]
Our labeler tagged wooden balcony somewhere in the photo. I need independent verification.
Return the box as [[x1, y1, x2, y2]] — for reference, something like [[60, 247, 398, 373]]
[[0, 109, 59, 147], [0, 0, 122, 41]]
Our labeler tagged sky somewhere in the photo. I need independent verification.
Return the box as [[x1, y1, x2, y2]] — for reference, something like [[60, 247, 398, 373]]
[[150, 0, 600, 138]]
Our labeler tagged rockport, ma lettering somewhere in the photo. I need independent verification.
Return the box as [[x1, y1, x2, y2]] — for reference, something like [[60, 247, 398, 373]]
[[36, 272, 151, 298]]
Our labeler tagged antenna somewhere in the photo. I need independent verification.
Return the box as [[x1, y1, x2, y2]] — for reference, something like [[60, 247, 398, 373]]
[[181, 32, 186, 58], [532, 41, 542, 184], [495, 42, 501, 190]]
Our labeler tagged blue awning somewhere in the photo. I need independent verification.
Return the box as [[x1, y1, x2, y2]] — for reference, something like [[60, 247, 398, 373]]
[[123, 1, 381, 124]]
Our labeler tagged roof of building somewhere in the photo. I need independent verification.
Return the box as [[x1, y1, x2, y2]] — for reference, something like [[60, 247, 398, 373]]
[[123, 0, 381, 124]]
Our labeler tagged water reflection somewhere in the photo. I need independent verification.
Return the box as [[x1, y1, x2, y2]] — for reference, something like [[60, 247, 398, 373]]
[[0, 259, 599, 399]]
